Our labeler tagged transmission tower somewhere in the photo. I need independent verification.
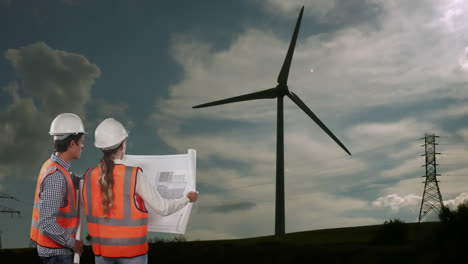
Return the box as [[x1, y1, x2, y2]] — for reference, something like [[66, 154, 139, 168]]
[[0, 192, 20, 249], [418, 133, 444, 223]]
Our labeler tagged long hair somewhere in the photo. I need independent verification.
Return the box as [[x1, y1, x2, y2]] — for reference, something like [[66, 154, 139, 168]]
[[98, 142, 123, 218]]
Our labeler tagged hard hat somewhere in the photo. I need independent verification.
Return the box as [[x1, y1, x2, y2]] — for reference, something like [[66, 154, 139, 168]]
[[49, 113, 86, 140], [94, 118, 128, 150]]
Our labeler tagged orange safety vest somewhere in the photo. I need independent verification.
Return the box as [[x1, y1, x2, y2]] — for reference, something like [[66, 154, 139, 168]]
[[83, 164, 148, 258], [30, 159, 78, 248]]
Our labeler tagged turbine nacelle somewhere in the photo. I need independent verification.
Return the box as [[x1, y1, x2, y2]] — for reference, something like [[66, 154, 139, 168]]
[[276, 84, 289, 96]]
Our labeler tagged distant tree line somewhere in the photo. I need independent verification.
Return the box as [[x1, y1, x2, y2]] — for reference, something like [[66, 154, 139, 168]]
[[374, 218, 408, 244], [374, 201, 468, 240]]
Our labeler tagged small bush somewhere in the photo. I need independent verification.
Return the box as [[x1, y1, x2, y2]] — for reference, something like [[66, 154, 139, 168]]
[[374, 218, 408, 244]]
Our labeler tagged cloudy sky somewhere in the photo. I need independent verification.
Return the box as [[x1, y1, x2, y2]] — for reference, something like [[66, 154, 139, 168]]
[[1, 0, 467, 249]]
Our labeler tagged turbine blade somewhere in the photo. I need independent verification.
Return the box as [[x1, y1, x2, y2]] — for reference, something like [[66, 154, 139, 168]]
[[277, 6, 304, 85], [287, 92, 352, 156], [193, 88, 279, 108]]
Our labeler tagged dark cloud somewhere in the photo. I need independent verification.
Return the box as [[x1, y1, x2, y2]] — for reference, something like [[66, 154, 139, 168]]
[[0, 42, 100, 175], [84, 99, 134, 147], [0, 0, 11, 8], [0, 82, 48, 166], [93, 99, 133, 130], [4, 42, 100, 116], [206, 201, 256, 213]]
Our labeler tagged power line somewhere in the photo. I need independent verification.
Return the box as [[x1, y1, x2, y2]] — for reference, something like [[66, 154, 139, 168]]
[[0, 204, 20, 216], [0, 192, 20, 202], [0, 192, 21, 216], [437, 143, 468, 146], [440, 181, 468, 183]]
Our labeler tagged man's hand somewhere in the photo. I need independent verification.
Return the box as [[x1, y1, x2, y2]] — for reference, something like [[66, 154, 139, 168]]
[[186, 191, 198, 203], [73, 240, 83, 256]]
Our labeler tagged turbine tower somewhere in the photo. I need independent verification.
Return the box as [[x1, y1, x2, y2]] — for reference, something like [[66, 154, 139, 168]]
[[193, 6, 351, 235]]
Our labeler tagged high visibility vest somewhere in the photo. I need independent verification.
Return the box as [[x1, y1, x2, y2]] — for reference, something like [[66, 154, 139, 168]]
[[30, 159, 78, 248], [83, 164, 149, 258]]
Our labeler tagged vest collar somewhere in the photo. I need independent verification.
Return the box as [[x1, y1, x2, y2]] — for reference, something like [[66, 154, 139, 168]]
[[51, 153, 71, 172]]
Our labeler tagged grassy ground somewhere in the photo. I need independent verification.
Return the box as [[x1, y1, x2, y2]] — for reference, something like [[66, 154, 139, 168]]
[[0, 222, 454, 263]]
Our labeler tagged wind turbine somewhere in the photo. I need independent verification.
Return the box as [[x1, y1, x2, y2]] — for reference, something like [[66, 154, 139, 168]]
[[193, 6, 351, 235]]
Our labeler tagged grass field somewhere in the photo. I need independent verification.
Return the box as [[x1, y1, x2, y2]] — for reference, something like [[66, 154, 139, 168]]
[[0, 222, 461, 263]]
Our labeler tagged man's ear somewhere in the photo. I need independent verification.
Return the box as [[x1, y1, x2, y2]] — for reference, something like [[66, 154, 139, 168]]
[[69, 139, 78, 150]]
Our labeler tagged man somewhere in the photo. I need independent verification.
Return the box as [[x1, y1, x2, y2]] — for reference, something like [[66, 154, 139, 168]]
[[30, 113, 86, 263]]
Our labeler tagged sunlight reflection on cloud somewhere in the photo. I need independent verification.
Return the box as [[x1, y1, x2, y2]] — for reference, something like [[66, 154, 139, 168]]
[[372, 194, 421, 212]]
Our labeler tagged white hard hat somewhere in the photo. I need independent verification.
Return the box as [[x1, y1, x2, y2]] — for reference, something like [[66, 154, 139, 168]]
[[94, 118, 128, 150], [49, 113, 86, 140]]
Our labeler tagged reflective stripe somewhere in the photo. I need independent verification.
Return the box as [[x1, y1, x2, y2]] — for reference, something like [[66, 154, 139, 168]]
[[31, 219, 39, 229], [37, 166, 58, 198], [34, 200, 76, 219], [123, 166, 132, 221], [66, 174, 76, 215], [92, 235, 147, 246], [56, 211, 78, 219], [86, 216, 148, 226], [64, 226, 76, 234], [42, 166, 58, 183], [31, 219, 76, 234], [53, 165, 77, 216]]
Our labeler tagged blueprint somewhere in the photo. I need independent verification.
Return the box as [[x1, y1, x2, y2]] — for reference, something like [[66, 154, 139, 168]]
[[123, 149, 196, 234]]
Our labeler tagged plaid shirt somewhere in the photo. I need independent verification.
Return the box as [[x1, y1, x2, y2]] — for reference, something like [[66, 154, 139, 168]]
[[36, 154, 81, 257]]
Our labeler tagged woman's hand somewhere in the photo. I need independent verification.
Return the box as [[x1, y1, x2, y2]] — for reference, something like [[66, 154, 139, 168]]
[[186, 191, 198, 202]]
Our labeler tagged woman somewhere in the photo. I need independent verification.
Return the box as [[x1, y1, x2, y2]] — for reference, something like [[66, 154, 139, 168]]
[[83, 118, 198, 264]]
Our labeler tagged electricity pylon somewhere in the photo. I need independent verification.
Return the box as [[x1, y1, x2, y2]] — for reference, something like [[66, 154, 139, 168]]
[[418, 133, 444, 222]]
